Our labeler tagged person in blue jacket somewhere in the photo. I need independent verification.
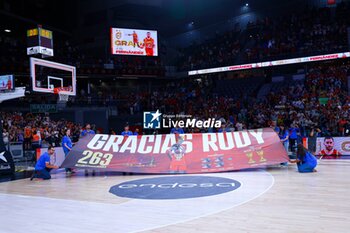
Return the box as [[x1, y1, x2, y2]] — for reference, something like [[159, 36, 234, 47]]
[[290, 144, 317, 173]]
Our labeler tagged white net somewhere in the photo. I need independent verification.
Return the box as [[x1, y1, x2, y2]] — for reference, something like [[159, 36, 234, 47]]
[[58, 92, 69, 102]]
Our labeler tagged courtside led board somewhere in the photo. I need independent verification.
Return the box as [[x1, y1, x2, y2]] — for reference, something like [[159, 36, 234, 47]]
[[188, 51, 350, 75], [110, 28, 158, 56], [30, 58, 76, 96]]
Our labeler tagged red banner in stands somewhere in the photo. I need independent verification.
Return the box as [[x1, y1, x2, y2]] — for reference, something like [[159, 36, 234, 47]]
[[61, 128, 288, 173]]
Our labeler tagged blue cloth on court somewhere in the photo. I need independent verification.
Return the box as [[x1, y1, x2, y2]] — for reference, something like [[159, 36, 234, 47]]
[[81, 129, 95, 137], [121, 131, 133, 136], [62, 135, 72, 155], [35, 152, 50, 170], [133, 132, 139, 135], [297, 151, 317, 173]]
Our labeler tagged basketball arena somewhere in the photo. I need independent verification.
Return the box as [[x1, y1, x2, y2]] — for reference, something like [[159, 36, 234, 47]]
[[0, 1, 350, 232]]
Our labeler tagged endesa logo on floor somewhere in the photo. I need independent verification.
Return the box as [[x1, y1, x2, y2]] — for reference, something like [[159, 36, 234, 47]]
[[109, 176, 241, 199], [143, 110, 222, 129]]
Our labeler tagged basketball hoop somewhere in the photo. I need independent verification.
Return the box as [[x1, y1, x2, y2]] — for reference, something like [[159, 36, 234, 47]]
[[54, 87, 70, 102], [58, 92, 69, 102]]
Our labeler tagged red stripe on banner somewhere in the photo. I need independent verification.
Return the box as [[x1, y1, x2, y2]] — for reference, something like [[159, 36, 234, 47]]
[[61, 128, 288, 174]]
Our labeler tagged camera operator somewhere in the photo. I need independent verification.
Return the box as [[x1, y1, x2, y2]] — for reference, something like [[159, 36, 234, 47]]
[[308, 126, 321, 154]]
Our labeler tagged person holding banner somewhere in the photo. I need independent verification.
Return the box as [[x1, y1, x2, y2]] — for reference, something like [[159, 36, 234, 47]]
[[289, 124, 299, 152], [62, 129, 74, 174], [279, 125, 289, 151], [30, 146, 58, 180], [279, 125, 289, 166], [80, 124, 96, 176], [289, 144, 317, 173]]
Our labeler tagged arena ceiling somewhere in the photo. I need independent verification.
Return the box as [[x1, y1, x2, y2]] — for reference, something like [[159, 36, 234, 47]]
[[1, 0, 309, 38]]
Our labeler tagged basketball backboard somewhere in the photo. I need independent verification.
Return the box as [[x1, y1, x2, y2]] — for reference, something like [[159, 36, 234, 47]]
[[30, 57, 76, 96]]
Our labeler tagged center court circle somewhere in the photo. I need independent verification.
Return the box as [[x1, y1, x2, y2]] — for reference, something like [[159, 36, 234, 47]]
[[109, 176, 241, 199]]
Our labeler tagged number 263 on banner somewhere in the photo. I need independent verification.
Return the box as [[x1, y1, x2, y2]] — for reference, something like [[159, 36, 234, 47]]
[[76, 150, 114, 168]]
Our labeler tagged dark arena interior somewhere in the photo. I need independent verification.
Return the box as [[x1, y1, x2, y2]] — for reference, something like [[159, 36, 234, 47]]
[[1, 0, 350, 232]]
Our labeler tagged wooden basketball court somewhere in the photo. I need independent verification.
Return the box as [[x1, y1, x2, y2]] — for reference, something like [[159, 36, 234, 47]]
[[1, 160, 350, 233]]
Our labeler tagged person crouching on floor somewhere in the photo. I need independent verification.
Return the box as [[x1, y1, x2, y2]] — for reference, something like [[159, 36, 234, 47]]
[[31, 145, 59, 180], [289, 144, 317, 173]]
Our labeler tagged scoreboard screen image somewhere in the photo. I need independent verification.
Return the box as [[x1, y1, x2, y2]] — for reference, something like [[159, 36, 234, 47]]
[[110, 28, 158, 56], [0, 75, 14, 90]]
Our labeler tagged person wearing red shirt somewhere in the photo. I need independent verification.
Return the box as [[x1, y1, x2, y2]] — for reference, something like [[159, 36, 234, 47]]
[[7, 78, 12, 90], [141, 32, 155, 56], [127, 31, 139, 47], [319, 136, 341, 159]]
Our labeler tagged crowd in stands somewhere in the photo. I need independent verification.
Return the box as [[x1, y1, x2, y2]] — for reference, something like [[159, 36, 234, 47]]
[[115, 62, 349, 137], [0, 112, 96, 150], [177, 30, 242, 71], [62, 63, 349, 138], [1, 59, 349, 142], [179, 2, 350, 71], [246, 66, 349, 138], [244, 4, 348, 63]]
